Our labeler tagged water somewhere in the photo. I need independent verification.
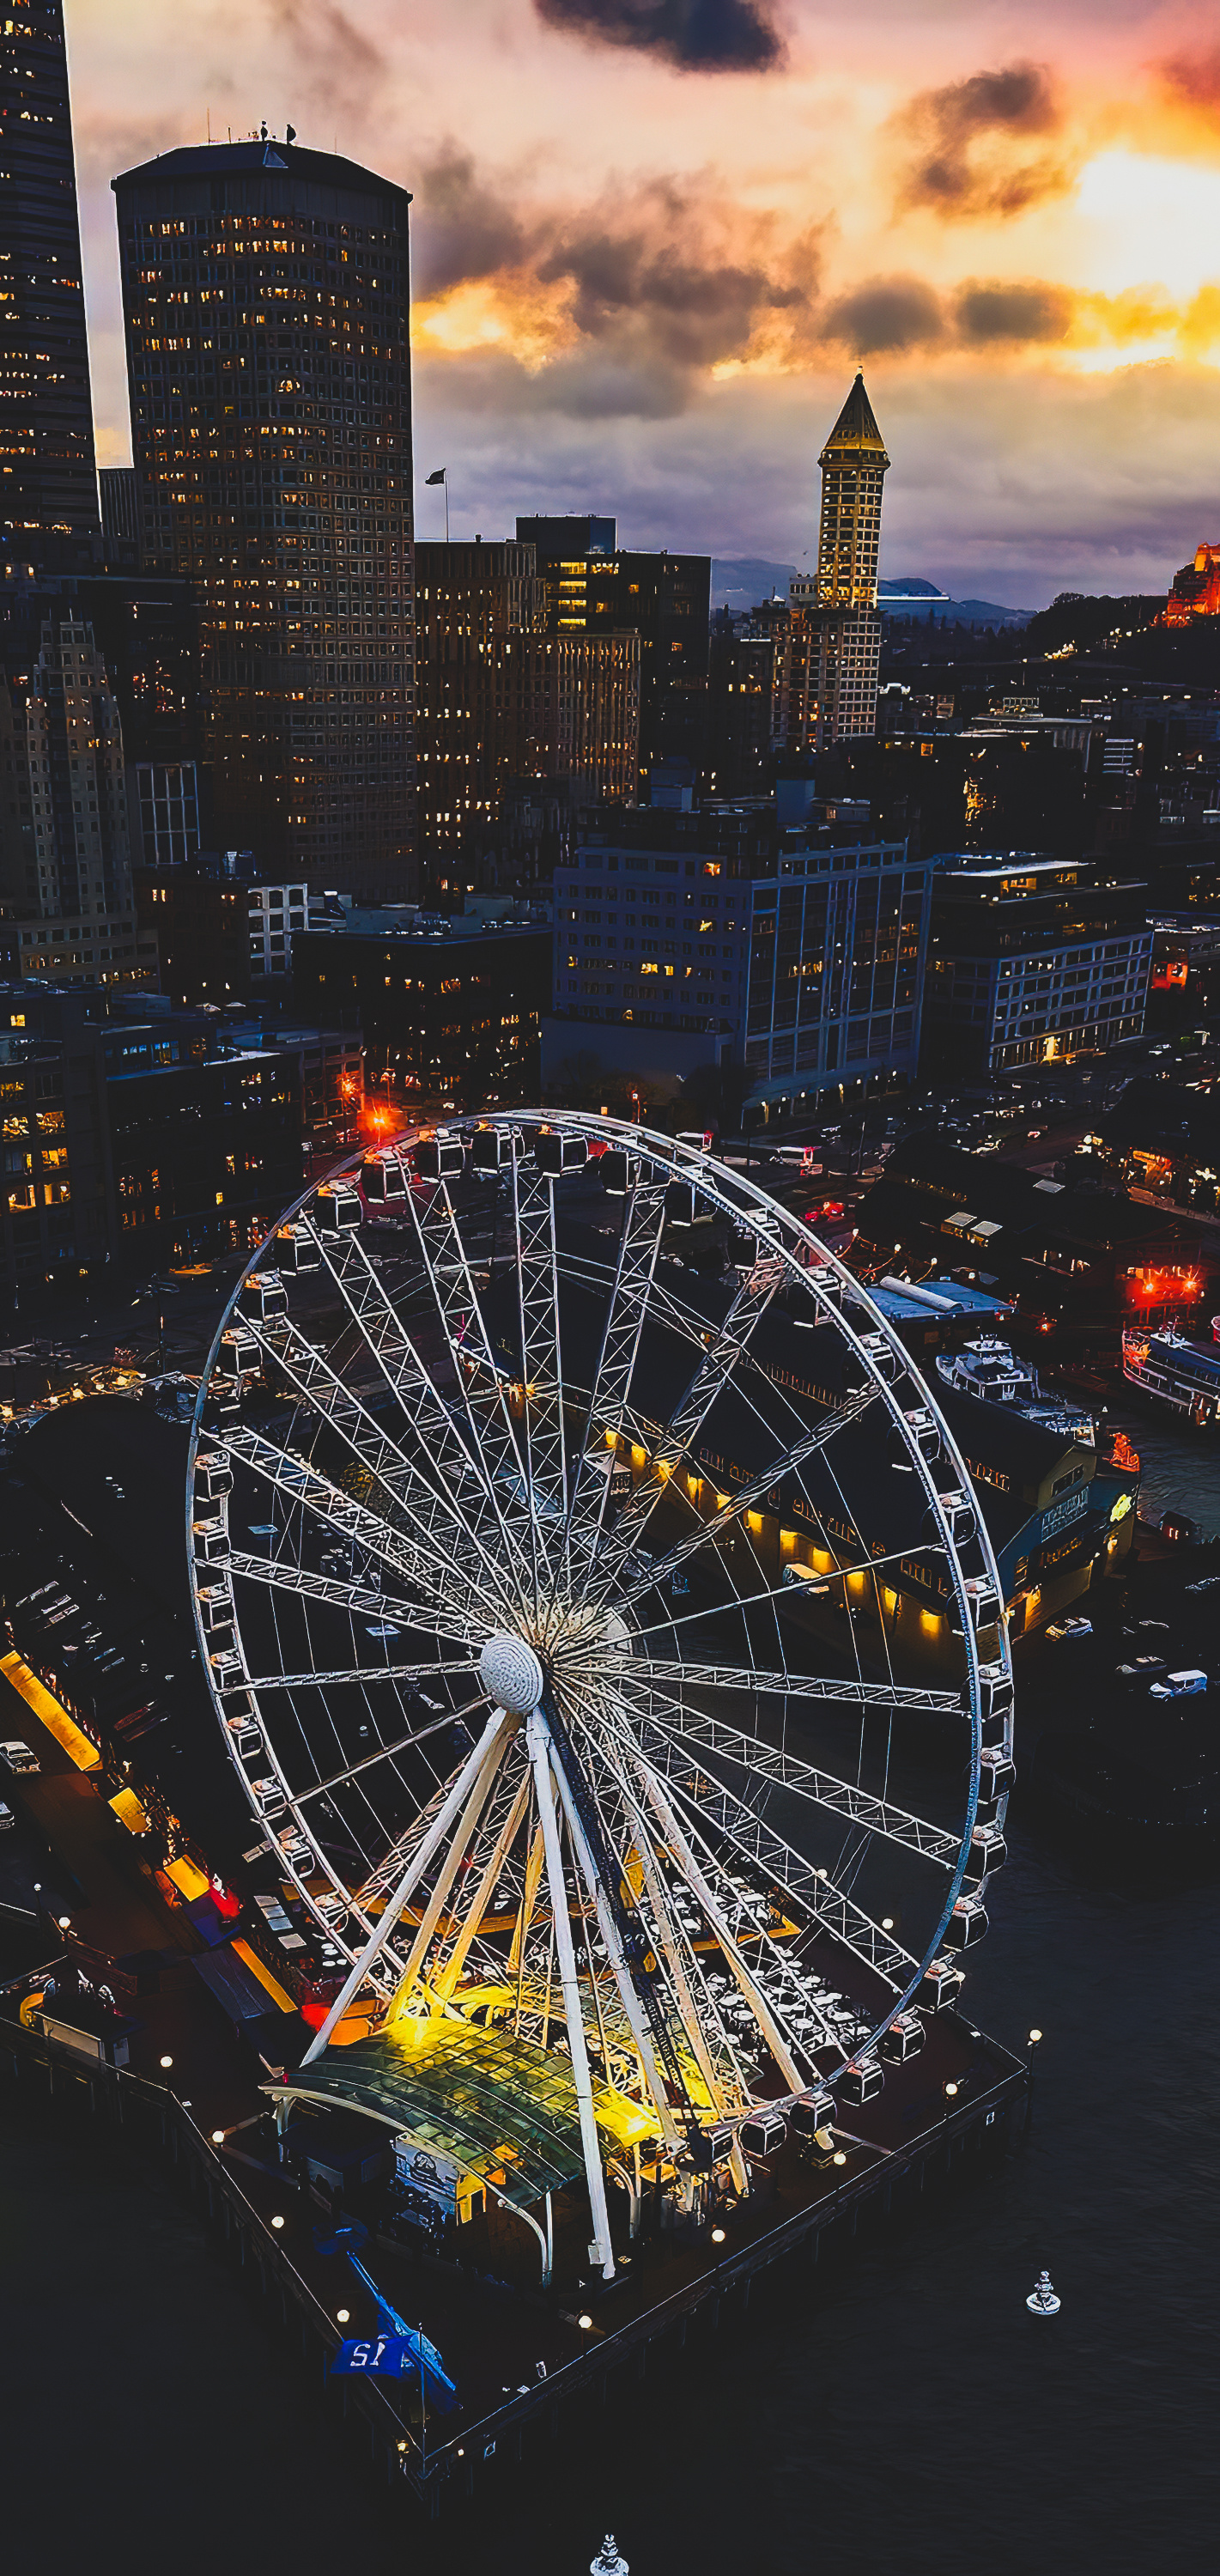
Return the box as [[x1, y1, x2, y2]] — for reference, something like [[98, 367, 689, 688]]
[[5, 1406, 1217, 2573], [1110, 1391, 1220, 1537]]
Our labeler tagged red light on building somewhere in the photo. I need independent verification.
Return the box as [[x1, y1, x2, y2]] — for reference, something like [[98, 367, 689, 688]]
[[1151, 959, 1188, 990]]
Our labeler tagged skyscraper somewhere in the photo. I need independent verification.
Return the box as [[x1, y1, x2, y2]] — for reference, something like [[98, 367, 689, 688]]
[[0, 611, 149, 988], [416, 539, 638, 882], [784, 373, 889, 749], [112, 137, 416, 897], [516, 519, 711, 786], [0, 1, 100, 562]]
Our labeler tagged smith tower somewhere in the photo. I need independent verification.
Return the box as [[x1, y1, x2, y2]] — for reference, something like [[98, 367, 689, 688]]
[[815, 370, 889, 612], [785, 372, 889, 748], [112, 137, 416, 897], [0, 0, 100, 562]]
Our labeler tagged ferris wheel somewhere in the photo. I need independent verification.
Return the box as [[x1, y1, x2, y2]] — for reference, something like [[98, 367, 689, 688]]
[[188, 1113, 1013, 2279]]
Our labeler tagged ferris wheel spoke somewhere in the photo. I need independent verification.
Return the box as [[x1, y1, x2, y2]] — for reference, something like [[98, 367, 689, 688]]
[[608, 1669, 960, 1866], [602, 1652, 964, 1721], [599, 1540, 944, 1653], [283, 1703, 489, 1811], [395, 1182, 548, 1566], [224, 1423, 504, 1628], [232, 1656, 474, 1697], [556, 1176, 670, 1580], [239, 1309, 524, 1619], [561, 1691, 756, 2111], [630, 1715, 916, 1987], [411, 1169, 561, 1602], [226, 1550, 482, 1645], [602, 1382, 882, 1616], [302, 1219, 528, 1587], [589, 1252, 787, 1588], [614, 1732, 847, 2075], [509, 1159, 572, 1568]]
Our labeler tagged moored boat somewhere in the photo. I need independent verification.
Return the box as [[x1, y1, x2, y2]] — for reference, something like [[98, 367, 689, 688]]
[[1121, 1323, 1220, 1427]]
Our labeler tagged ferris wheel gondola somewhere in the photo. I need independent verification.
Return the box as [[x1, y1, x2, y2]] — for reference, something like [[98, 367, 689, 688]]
[[188, 1113, 1013, 2280]]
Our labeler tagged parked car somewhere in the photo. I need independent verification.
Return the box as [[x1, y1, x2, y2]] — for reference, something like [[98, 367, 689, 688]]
[[0, 1738, 39, 1773], [1149, 1669, 1208, 1699], [1047, 1616, 1093, 1641]]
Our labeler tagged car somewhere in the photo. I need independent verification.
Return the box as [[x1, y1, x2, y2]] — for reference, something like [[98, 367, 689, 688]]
[[1149, 1668, 1208, 1699], [0, 1738, 39, 1773], [0, 1801, 14, 1832], [1047, 1616, 1093, 1641], [806, 1200, 845, 1221]]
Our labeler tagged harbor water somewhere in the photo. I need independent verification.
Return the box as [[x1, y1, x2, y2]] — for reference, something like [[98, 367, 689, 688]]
[[5, 1406, 1219, 2573]]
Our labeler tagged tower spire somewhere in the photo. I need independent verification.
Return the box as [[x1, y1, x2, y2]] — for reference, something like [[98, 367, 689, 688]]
[[816, 370, 889, 610]]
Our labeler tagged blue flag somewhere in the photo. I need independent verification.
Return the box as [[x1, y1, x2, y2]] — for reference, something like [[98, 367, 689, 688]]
[[331, 2333, 415, 2379]]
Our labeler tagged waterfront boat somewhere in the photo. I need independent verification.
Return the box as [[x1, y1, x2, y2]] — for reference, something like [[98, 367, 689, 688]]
[[936, 1336, 1095, 1445], [1121, 1323, 1220, 1427]]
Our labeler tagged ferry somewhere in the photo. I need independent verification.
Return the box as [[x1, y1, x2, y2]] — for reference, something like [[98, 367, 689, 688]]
[[1121, 1322, 1220, 1428], [935, 1335, 1095, 1445]]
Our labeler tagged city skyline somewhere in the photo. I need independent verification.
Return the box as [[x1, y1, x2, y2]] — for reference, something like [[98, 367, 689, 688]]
[[59, 0, 1220, 608]]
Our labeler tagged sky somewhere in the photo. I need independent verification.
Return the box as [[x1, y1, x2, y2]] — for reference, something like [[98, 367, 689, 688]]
[[65, 0, 1220, 607]]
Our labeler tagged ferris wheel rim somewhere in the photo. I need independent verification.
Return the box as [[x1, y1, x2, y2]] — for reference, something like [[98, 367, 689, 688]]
[[187, 1108, 1012, 2106]]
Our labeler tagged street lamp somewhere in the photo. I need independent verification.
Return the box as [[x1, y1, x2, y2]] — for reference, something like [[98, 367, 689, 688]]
[[1028, 2026, 1043, 2053], [943, 2080, 958, 2123], [160, 2053, 173, 2070], [211, 2129, 225, 2145], [337, 2308, 350, 2325], [577, 2311, 592, 2360], [271, 2215, 285, 2231]]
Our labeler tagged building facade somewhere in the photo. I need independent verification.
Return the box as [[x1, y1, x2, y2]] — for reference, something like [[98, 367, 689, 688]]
[[291, 913, 549, 1108], [415, 538, 639, 879], [0, 612, 150, 987], [544, 799, 930, 1105], [0, 1, 100, 563], [924, 854, 1154, 1072], [516, 519, 710, 785], [112, 137, 416, 897], [741, 837, 931, 1104]]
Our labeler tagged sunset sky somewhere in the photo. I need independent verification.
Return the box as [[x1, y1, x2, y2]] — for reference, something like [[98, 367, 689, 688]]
[[66, 0, 1220, 605]]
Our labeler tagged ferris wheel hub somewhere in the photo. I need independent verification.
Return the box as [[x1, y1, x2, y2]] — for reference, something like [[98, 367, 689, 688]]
[[479, 1632, 546, 1716]]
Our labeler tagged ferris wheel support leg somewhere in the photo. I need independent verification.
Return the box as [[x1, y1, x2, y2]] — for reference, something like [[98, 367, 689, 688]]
[[525, 1710, 616, 2281], [547, 1740, 683, 2155], [300, 1709, 508, 2064]]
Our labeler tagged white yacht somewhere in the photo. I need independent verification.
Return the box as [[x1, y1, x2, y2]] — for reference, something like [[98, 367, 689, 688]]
[[936, 1335, 1095, 1444]]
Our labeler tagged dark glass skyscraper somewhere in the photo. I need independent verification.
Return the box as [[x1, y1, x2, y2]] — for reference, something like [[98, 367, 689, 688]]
[[0, 0, 100, 561], [112, 138, 416, 896]]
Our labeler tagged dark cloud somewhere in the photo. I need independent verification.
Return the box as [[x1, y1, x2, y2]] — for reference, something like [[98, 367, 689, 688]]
[[821, 274, 945, 355], [415, 155, 820, 416], [537, 185, 816, 374], [895, 59, 1069, 219], [954, 278, 1075, 346], [533, 0, 785, 75], [1159, 49, 1220, 112], [414, 149, 535, 299]]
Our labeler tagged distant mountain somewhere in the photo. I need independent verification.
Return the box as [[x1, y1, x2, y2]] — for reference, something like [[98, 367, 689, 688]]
[[877, 578, 948, 601], [712, 557, 797, 610], [713, 564, 1032, 624], [879, 581, 1033, 629]]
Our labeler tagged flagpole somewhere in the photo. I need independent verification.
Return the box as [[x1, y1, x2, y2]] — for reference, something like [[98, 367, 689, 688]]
[[445, 474, 449, 544]]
